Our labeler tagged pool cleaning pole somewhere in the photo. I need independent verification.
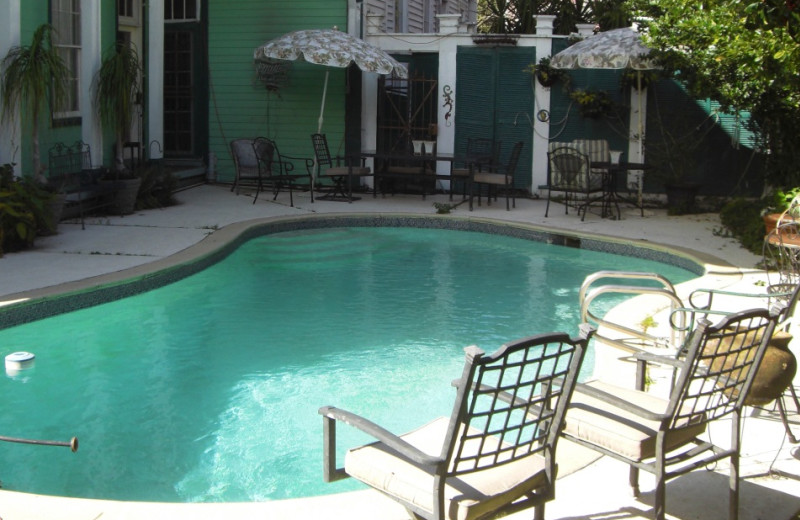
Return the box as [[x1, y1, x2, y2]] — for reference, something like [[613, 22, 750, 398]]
[[0, 435, 78, 452]]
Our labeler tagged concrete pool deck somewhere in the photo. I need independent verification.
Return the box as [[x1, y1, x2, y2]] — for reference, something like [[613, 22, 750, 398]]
[[0, 184, 798, 520]]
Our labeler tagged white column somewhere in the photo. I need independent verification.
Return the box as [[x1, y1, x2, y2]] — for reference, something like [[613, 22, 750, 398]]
[[81, 0, 103, 167], [147, 0, 164, 160], [0, 0, 21, 174], [576, 23, 596, 37], [535, 14, 555, 36], [435, 14, 460, 190], [529, 15, 557, 193]]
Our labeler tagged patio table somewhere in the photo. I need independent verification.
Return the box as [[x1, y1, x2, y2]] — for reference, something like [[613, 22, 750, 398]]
[[591, 161, 650, 219], [362, 150, 461, 200]]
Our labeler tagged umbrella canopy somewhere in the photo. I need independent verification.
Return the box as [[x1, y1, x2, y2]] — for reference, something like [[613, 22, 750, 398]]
[[549, 27, 658, 71], [254, 29, 408, 133], [255, 28, 408, 77]]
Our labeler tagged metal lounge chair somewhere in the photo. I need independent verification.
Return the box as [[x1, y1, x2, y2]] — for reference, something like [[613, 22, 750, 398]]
[[253, 137, 314, 206], [319, 325, 595, 520], [311, 133, 371, 202], [562, 307, 782, 520], [469, 141, 522, 211], [450, 137, 501, 202], [545, 143, 604, 221]]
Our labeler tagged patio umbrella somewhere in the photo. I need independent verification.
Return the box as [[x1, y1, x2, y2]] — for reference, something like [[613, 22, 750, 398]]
[[550, 27, 659, 159], [551, 27, 660, 208], [254, 28, 408, 134]]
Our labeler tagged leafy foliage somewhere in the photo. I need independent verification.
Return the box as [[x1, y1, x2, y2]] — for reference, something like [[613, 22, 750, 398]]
[[0, 164, 57, 256], [94, 42, 143, 172], [477, 0, 631, 35], [0, 24, 70, 177], [631, 0, 800, 187]]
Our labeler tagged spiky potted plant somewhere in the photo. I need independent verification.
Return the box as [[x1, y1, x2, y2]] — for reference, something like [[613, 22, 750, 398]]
[[0, 24, 70, 180], [94, 41, 144, 214]]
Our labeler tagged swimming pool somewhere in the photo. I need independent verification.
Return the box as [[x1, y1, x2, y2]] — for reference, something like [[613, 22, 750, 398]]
[[0, 221, 696, 503]]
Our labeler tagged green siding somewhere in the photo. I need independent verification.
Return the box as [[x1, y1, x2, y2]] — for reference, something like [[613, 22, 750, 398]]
[[208, 0, 348, 184]]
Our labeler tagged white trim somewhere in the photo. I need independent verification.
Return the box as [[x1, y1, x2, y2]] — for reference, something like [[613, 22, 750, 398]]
[[148, 0, 165, 160], [0, 0, 21, 173], [81, 0, 103, 167], [118, 0, 141, 27], [164, 0, 200, 22]]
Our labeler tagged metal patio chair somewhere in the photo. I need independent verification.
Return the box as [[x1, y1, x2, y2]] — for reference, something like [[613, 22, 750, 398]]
[[319, 325, 595, 520], [562, 307, 782, 520], [469, 141, 523, 211], [311, 133, 371, 202], [450, 137, 502, 202], [545, 143, 604, 221]]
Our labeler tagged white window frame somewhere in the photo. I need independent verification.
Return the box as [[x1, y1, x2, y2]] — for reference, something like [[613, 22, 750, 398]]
[[165, 0, 201, 22], [51, 0, 81, 120], [118, 0, 141, 27]]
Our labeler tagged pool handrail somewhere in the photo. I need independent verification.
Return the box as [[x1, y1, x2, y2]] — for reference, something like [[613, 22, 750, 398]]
[[580, 270, 686, 353]]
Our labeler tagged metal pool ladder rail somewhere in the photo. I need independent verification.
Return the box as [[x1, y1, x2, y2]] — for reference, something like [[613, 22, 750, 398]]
[[579, 270, 688, 353]]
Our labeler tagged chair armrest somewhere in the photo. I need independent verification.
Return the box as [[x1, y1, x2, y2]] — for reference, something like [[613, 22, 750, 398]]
[[318, 405, 444, 482], [280, 154, 315, 175], [573, 383, 669, 422], [688, 287, 771, 310]]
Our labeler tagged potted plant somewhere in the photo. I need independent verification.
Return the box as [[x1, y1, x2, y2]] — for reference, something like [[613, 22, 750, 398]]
[[762, 188, 800, 234], [529, 56, 568, 88], [94, 41, 143, 173], [0, 24, 70, 179], [94, 41, 144, 214], [569, 88, 613, 118]]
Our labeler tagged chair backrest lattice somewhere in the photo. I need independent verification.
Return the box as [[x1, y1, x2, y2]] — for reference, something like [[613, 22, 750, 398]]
[[547, 144, 591, 189], [669, 308, 779, 430], [444, 327, 592, 477], [311, 133, 334, 168], [253, 137, 278, 177], [503, 141, 524, 178], [465, 138, 501, 166]]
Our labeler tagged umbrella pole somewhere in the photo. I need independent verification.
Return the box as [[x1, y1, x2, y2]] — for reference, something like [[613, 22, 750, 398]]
[[318, 70, 329, 134], [637, 71, 644, 209], [313, 70, 330, 193]]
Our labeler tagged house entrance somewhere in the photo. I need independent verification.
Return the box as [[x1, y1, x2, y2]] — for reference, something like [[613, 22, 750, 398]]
[[376, 74, 438, 154], [163, 0, 208, 164], [455, 47, 535, 190]]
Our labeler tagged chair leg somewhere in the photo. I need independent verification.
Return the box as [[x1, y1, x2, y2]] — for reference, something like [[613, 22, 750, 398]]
[[545, 189, 551, 217], [776, 394, 799, 444], [534, 503, 545, 520], [628, 466, 640, 497]]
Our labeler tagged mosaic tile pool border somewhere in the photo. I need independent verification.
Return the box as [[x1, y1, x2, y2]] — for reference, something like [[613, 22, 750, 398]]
[[0, 215, 704, 331]]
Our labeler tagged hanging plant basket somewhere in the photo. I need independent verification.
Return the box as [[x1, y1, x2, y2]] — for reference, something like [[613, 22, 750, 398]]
[[254, 59, 291, 92], [570, 89, 613, 119], [528, 57, 568, 88]]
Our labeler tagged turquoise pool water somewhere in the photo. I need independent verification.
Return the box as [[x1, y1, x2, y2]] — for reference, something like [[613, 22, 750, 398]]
[[0, 226, 693, 502]]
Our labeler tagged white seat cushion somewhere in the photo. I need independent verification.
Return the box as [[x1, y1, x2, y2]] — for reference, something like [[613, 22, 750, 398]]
[[565, 380, 706, 461], [345, 417, 550, 520], [473, 172, 511, 185]]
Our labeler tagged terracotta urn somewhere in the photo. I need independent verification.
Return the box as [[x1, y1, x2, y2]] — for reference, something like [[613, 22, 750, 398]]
[[707, 330, 797, 406]]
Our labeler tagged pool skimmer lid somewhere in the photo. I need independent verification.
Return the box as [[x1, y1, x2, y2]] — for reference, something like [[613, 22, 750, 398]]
[[5, 351, 35, 375]]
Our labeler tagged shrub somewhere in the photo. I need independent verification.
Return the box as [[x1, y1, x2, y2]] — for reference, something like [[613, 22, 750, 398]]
[[719, 197, 767, 254]]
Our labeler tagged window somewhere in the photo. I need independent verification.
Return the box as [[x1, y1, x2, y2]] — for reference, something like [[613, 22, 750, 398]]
[[118, 0, 141, 27], [165, 0, 199, 22], [51, 0, 81, 119]]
